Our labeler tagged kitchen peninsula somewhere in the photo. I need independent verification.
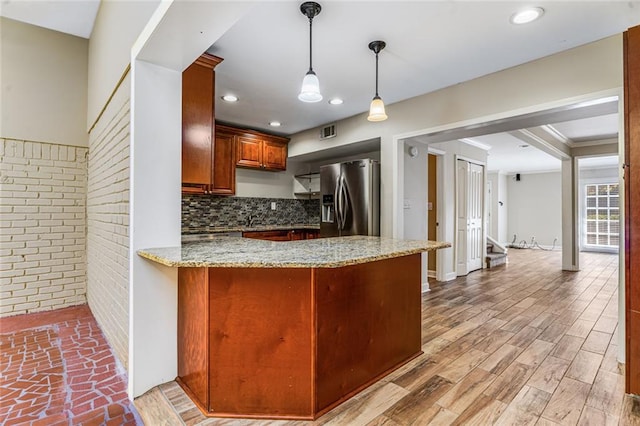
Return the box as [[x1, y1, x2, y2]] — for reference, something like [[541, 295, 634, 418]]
[[138, 236, 449, 420]]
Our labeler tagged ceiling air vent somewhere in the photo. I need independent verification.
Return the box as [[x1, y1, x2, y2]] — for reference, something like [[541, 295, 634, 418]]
[[320, 123, 336, 140]]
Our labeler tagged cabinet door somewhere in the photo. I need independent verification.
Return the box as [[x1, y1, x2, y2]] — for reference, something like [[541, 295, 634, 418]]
[[182, 62, 213, 188], [262, 139, 287, 171], [242, 230, 291, 241], [304, 230, 319, 240], [211, 131, 236, 195], [236, 135, 263, 169], [289, 230, 305, 241]]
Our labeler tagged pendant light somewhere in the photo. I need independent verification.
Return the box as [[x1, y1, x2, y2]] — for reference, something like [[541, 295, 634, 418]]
[[298, 2, 322, 103], [367, 40, 388, 122]]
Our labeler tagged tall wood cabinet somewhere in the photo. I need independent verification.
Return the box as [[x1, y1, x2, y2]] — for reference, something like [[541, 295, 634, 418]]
[[625, 24, 640, 394], [182, 53, 236, 195]]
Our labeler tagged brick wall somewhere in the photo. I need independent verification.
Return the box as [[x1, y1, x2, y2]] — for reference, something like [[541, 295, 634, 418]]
[[86, 76, 130, 367], [0, 139, 88, 316]]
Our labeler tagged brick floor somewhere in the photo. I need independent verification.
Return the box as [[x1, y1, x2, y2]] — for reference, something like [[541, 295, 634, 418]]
[[0, 305, 141, 425]]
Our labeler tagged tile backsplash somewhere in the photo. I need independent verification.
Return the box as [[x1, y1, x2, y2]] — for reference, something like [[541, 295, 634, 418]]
[[182, 195, 320, 234]]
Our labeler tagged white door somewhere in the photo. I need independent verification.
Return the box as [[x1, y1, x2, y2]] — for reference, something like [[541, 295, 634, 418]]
[[456, 160, 484, 276], [467, 162, 484, 272]]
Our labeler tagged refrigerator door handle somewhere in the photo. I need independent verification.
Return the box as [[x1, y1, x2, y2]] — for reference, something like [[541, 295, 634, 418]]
[[340, 175, 349, 231], [334, 176, 342, 230]]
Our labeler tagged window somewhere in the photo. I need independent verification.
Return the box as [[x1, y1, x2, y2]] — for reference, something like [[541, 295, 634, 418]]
[[584, 183, 619, 249]]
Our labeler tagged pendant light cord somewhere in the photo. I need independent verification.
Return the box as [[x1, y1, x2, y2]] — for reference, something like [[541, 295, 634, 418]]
[[375, 52, 379, 97], [308, 17, 313, 72]]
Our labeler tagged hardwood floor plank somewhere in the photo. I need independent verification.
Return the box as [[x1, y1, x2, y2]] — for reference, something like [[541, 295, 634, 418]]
[[538, 322, 571, 344], [436, 367, 496, 414], [551, 335, 585, 361], [515, 339, 555, 368], [529, 312, 559, 330], [322, 382, 408, 426], [508, 385, 551, 416], [527, 356, 571, 395], [585, 369, 625, 418], [577, 406, 618, 426], [565, 350, 604, 384], [541, 377, 591, 425], [391, 356, 451, 392], [620, 395, 640, 426], [483, 362, 536, 404], [508, 326, 544, 349], [600, 344, 623, 375], [581, 330, 611, 355], [565, 319, 597, 339], [474, 329, 516, 354], [383, 376, 453, 424], [437, 349, 489, 383], [501, 315, 532, 333], [451, 394, 507, 426], [593, 316, 617, 334], [493, 405, 537, 426], [478, 343, 522, 375]]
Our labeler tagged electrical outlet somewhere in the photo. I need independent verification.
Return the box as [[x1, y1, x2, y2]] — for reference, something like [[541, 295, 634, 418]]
[[271, 202, 277, 210]]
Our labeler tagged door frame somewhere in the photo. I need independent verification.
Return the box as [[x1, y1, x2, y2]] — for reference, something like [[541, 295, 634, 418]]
[[454, 155, 487, 277]]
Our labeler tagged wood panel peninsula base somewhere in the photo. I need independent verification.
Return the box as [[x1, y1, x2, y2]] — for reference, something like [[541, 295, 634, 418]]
[[137, 236, 450, 420]]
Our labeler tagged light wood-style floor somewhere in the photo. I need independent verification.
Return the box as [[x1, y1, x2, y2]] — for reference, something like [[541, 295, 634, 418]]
[[135, 250, 640, 425]]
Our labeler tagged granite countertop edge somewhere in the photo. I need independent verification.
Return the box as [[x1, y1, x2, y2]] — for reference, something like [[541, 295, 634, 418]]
[[182, 224, 321, 235], [137, 237, 451, 269]]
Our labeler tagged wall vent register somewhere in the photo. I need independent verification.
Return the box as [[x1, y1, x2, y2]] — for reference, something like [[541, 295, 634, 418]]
[[320, 123, 336, 140]]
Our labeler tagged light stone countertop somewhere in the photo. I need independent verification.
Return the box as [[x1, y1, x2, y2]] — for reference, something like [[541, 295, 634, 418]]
[[137, 236, 451, 269], [182, 224, 321, 235]]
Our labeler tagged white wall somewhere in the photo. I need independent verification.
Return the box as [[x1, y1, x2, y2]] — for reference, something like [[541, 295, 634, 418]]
[[507, 171, 562, 248], [487, 171, 509, 244], [1, 18, 88, 147], [235, 168, 295, 199], [498, 173, 508, 244], [87, 0, 160, 130]]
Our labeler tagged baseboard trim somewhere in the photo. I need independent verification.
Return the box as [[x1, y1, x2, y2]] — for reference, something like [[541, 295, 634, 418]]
[[421, 282, 431, 293], [444, 272, 457, 281], [427, 270, 436, 278]]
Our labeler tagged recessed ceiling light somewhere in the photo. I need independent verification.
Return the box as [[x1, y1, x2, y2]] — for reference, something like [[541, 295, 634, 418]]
[[221, 94, 238, 102], [329, 98, 343, 105], [510, 7, 544, 25], [269, 121, 281, 127]]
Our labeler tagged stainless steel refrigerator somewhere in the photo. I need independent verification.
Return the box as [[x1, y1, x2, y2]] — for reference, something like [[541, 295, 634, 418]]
[[320, 159, 380, 237]]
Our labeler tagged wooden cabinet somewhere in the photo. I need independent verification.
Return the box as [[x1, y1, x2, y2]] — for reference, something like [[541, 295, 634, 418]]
[[304, 230, 319, 239], [242, 229, 319, 241], [242, 230, 291, 241], [177, 254, 421, 419], [625, 24, 640, 394], [182, 53, 236, 195], [232, 128, 289, 171]]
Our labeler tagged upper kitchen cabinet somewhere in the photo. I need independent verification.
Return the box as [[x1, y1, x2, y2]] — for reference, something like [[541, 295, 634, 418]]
[[232, 127, 289, 171], [182, 53, 236, 195]]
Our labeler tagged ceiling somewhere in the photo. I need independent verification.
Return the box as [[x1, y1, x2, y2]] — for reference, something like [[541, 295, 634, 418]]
[[0, 0, 100, 39], [2, 1, 636, 172]]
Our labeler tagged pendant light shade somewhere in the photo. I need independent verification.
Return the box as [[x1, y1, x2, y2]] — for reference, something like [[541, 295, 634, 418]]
[[298, 2, 322, 103], [299, 70, 322, 102], [368, 96, 387, 122], [367, 40, 388, 122]]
